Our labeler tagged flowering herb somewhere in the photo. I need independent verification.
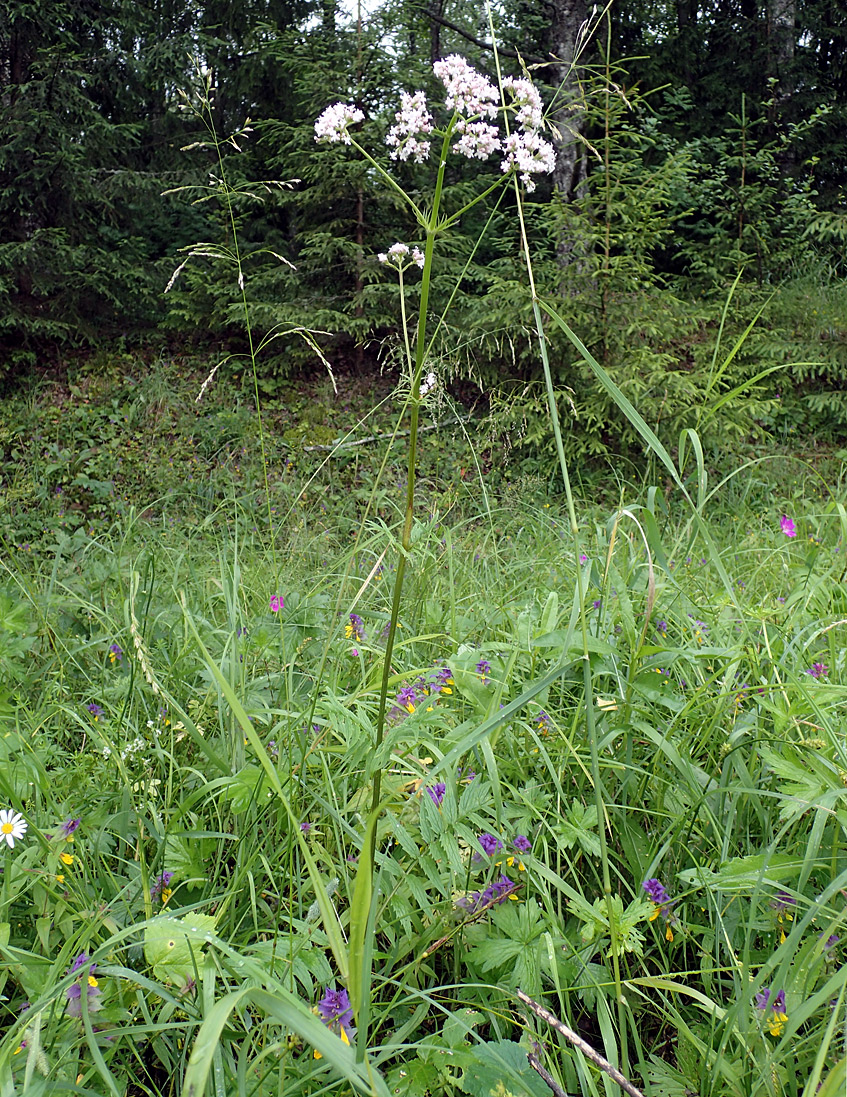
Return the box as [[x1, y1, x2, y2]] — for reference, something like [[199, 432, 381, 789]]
[[345, 613, 365, 642], [87, 703, 104, 720], [151, 871, 174, 904], [66, 954, 102, 1018], [780, 515, 797, 538], [513, 835, 532, 853], [475, 659, 491, 683], [315, 55, 555, 193], [0, 808, 27, 849], [60, 818, 81, 840], [315, 986, 355, 1054], [478, 833, 503, 856], [457, 874, 518, 914], [300, 821, 312, 834], [536, 710, 550, 732], [755, 987, 788, 1036], [806, 662, 829, 679], [643, 878, 676, 941], [269, 595, 283, 613], [426, 783, 446, 807], [108, 643, 123, 664], [656, 620, 668, 638]]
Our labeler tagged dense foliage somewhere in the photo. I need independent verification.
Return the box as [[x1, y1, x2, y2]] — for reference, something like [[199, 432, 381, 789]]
[[1, 0, 846, 455], [0, 362, 846, 1095]]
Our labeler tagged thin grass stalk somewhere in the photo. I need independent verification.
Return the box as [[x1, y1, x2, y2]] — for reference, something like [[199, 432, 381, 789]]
[[369, 128, 451, 818], [483, 1, 628, 1065]]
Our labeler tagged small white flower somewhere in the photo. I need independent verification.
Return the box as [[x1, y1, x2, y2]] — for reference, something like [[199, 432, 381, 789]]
[[0, 808, 27, 849], [433, 55, 498, 119], [377, 252, 388, 264], [419, 371, 437, 395], [500, 130, 556, 191], [411, 247, 425, 269], [386, 90, 433, 162], [314, 102, 365, 145], [388, 242, 409, 258], [501, 77, 544, 130], [452, 119, 500, 160]]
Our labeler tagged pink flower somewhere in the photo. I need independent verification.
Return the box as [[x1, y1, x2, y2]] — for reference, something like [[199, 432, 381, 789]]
[[433, 55, 498, 119], [500, 130, 556, 192], [386, 90, 433, 163], [780, 515, 797, 538], [314, 103, 364, 145], [269, 595, 284, 612]]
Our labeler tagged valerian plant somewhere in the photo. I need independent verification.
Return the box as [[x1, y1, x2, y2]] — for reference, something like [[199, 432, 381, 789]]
[[313, 54, 556, 923]]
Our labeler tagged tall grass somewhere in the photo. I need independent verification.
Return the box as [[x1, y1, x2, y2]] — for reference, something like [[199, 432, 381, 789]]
[[1, 38, 847, 1097]]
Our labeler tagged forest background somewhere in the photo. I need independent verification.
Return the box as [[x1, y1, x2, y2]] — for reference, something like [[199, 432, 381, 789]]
[[1, 0, 846, 460]]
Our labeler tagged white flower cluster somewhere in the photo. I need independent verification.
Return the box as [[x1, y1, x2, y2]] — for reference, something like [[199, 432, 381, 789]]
[[501, 77, 544, 131], [419, 371, 437, 396], [314, 102, 365, 145], [386, 91, 433, 163], [377, 242, 425, 269], [500, 130, 556, 193], [452, 119, 500, 160], [314, 57, 555, 191], [433, 54, 498, 119]]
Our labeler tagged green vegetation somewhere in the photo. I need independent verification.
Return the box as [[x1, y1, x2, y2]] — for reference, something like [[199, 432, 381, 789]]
[[1, 351, 846, 1096], [2, 6, 847, 1095]]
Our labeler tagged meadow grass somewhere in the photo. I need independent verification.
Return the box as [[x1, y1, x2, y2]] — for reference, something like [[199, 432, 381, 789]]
[[0, 391, 846, 1096]]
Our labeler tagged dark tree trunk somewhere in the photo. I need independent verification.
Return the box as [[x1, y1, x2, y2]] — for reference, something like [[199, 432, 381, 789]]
[[548, 0, 589, 201]]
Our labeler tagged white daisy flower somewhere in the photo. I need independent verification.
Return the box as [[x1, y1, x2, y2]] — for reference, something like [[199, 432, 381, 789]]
[[0, 808, 27, 849]]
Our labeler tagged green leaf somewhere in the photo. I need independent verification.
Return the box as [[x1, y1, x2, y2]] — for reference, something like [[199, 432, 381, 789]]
[[144, 912, 217, 985], [459, 1040, 550, 1097]]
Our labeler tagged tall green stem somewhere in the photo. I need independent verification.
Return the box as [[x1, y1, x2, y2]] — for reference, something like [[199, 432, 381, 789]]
[[369, 132, 451, 818]]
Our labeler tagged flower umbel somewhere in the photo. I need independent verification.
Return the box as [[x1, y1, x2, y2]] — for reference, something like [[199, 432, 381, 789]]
[[314, 102, 364, 145], [433, 54, 498, 119], [385, 90, 433, 163], [0, 809, 27, 849]]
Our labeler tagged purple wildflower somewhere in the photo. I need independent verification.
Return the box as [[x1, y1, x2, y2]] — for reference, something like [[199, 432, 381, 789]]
[[807, 663, 829, 679], [108, 643, 123, 664], [60, 818, 81, 840], [536, 710, 550, 732], [426, 783, 446, 807], [65, 954, 102, 1018], [151, 871, 173, 900], [345, 613, 365, 642], [643, 878, 671, 906], [475, 659, 491, 683], [269, 595, 283, 613], [513, 835, 532, 853], [317, 986, 354, 1030], [300, 821, 312, 834], [780, 515, 796, 538], [656, 620, 668, 638], [479, 833, 503, 856], [86, 703, 104, 720]]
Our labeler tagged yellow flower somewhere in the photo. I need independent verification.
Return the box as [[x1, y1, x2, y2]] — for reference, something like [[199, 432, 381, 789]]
[[161, 887, 173, 906], [60, 852, 74, 866], [56, 874, 64, 884], [768, 1011, 787, 1037]]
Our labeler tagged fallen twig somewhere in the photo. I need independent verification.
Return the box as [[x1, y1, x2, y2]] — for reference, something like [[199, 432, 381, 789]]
[[527, 1051, 569, 1097], [517, 989, 645, 1097]]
